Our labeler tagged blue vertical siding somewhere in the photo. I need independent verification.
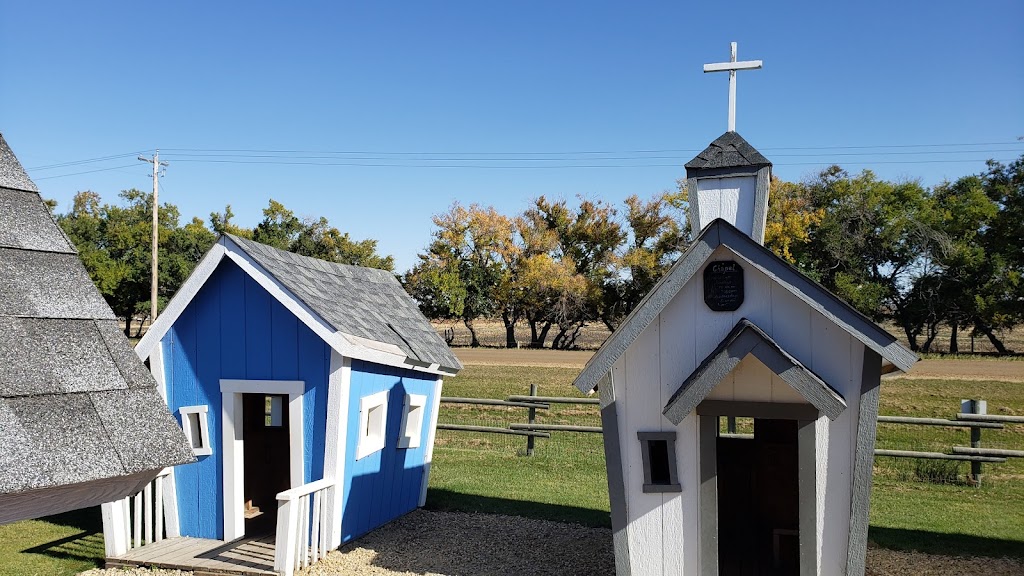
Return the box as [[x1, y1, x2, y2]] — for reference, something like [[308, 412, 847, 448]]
[[162, 259, 330, 540], [341, 360, 438, 543]]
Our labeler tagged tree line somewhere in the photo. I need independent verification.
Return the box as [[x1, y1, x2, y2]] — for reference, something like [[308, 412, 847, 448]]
[[51, 155, 1022, 353], [407, 157, 1023, 353], [55, 193, 393, 337]]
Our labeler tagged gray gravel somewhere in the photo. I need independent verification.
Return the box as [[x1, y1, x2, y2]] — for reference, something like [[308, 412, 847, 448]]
[[77, 510, 1023, 576], [310, 510, 614, 576]]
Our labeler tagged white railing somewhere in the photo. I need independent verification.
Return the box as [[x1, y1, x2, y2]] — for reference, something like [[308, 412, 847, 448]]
[[101, 468, 176, 557], [273, 478, 335, 576]]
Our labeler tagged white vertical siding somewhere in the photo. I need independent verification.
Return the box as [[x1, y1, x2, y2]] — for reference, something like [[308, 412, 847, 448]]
[[624, 321, 664, 576], [660, 278, 700, 576], [696, 176, 757, 235], [615, 245, 866, 575]]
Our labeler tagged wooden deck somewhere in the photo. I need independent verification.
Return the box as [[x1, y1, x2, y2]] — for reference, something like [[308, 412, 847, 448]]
[[106, 534, 278, 575]]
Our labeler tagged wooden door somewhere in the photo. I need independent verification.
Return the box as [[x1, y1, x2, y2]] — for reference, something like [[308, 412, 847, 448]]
[[242, 393, 291, 534]]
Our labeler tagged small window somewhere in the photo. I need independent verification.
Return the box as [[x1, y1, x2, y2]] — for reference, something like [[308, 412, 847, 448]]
[[398, 394, 428, 449], [638, 431, 680, 493], [180, 405, 212, 457], [356, 390, 389, 460], [265, 395, 284, 427]]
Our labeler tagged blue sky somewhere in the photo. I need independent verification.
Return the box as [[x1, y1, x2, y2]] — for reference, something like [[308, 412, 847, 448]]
[[2, 1, 1022, 272]]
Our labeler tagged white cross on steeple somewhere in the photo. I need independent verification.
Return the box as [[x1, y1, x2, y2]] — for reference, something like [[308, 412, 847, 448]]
[[704, 42, 762, 132]]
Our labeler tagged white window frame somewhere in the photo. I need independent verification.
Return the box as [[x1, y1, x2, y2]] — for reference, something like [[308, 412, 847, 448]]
[[356, 390, 389, 460], [179, 405, 213, 456], [398, 393, 428, 449]]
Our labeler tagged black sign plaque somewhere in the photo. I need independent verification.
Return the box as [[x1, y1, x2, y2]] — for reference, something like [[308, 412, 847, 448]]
[[704, 261, 744, 311]]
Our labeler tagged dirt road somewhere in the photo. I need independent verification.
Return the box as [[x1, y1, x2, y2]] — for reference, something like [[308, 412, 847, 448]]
[[455, 348, 1023, 382]]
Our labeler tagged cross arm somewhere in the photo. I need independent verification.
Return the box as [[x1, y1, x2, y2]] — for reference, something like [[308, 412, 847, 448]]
[[704, 60, 763, 73]]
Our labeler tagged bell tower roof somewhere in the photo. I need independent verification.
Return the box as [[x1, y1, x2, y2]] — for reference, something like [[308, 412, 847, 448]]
[[685, 131, 770, 172]]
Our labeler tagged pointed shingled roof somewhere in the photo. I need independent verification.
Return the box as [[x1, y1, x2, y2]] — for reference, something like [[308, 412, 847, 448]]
[[0, 133, 194, 524], [684, 131, 771, 170]]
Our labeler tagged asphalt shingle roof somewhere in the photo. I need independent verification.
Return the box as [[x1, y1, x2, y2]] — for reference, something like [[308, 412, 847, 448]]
[[227, 234, 462, 371], [0, 133, 194, 497], [685, 131, 771, 170]]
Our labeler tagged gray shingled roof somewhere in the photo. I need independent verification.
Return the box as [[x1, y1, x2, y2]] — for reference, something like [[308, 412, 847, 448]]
[[227, 234, 462, 371], [684, 131, 771, 170], [0, 133, 194, 497]]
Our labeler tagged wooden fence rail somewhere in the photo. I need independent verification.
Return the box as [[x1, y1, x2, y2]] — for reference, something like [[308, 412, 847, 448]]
[[438, 392, 1021, 483]]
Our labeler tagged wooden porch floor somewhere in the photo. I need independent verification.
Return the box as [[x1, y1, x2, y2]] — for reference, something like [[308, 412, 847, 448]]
[[106, 534, 278, 576]]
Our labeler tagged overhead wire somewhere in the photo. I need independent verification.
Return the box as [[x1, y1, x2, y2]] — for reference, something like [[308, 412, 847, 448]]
[[27, 141, 1023, 179]]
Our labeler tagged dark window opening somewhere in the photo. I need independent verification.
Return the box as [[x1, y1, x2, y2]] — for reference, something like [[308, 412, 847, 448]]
[[638, 431, 681, 493], [648, 440, 671, 485]]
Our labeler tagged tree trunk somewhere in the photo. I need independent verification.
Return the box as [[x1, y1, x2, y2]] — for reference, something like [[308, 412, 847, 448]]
[[922, 321, 939, 353], [501, 312, 518, 348], [552, 327, 568, 350], [949, 322, 959, 354], [528, 318, 551, 348], [902, 323, 921, 352], [134, 315, 148, 339], [464, 318, 480, 348], [123, 317, 134, 338], [975, 322, 1009, 355]]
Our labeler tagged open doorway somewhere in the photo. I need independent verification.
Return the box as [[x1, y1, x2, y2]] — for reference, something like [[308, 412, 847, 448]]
[[717, 418, 800, 575], [242, 393, 291, 534], [220, 379, 305, 541]]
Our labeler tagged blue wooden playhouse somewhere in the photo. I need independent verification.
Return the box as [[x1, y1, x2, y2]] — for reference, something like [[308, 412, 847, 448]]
[[106, 234, 461, 574]]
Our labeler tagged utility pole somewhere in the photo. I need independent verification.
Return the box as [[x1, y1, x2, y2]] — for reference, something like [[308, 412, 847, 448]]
[[138, 151, 168, 324]]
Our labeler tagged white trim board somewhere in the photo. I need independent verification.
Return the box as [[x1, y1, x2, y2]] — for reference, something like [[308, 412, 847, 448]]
[[219, 379, 305, 541], [135, 236, 456, 376]]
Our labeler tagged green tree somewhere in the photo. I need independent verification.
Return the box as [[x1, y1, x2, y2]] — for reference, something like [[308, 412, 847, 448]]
[[404, 203, 511, 347], [249, 199, 394, 271], [57, 189, 214, 337], [602, 192, 686, 331]]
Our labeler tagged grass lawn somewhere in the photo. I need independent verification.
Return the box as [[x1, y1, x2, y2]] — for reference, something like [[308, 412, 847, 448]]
[[2, 364, 1021, 575]]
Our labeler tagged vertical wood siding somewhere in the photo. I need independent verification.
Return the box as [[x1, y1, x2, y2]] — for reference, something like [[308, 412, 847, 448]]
[[162, 260, 330, 540], [615, 245, 863, 575], [341, 360, 438, 543]]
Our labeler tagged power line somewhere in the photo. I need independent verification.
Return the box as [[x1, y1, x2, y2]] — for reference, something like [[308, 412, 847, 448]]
[[158, 140, 1022, 155], [28, 151, 152, 171], [157, 149, 1022, 162], [34, 164, 146, 180]]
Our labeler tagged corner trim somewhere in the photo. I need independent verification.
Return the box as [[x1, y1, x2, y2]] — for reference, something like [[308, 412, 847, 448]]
[[847, 348, 882, 576], [599, 373, 631, 576], [699, 415, 719, 575], [751, 166, 771, 244]]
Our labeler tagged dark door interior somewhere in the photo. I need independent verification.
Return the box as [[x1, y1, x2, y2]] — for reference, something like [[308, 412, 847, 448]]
[[717, 418, 800, 576], [242, 393, 291, 535]]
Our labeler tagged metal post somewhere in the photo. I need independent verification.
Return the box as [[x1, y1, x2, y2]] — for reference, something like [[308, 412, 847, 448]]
[[526, 384, 538, 456], [962, 399, 987, 486]]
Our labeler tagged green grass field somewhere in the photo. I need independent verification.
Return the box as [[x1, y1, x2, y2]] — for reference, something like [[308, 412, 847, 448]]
[[2, 364, 1021, 575]]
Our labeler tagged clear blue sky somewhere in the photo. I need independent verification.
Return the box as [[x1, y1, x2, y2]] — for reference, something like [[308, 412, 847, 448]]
[[2, 1, 1022, 272]]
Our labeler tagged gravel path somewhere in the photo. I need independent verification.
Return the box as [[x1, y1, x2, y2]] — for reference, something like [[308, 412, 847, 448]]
[[78, 510, 1022, 576]]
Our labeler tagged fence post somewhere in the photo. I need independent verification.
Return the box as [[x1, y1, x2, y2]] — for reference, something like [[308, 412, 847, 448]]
[[727, 416, 737, 434], [961, 399, 987, 486], [526, 384, 538, 456]]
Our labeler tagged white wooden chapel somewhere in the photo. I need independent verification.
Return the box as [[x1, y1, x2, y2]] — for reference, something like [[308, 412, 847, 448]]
[[574, 44, 917, 576]]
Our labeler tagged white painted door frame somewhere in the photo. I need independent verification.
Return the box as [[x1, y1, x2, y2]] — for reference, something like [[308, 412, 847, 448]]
[[220, 379, 305, 541]]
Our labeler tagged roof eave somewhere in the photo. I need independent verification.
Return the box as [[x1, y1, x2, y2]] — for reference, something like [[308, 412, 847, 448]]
[[573, 219, 917, 394], [137, 236, 459, 377]]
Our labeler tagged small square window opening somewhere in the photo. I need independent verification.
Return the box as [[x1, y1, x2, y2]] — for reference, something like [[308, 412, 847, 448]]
[[398, 394, 428, 449], [356, 390, 389, 460], [179, 405, 213, 456]]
